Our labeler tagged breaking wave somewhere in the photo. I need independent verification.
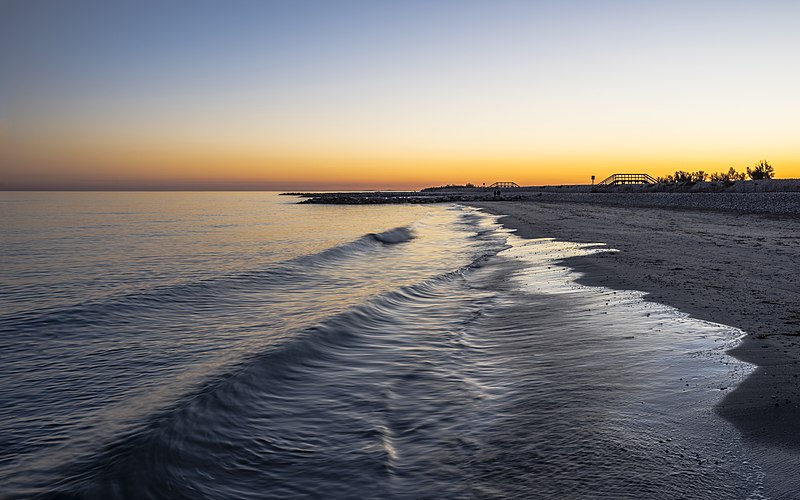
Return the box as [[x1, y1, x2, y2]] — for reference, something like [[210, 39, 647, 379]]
[[368, 226, 415, 244]]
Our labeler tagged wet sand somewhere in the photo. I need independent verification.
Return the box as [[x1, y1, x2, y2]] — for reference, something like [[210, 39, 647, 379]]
[[472, 200, 800, 497]]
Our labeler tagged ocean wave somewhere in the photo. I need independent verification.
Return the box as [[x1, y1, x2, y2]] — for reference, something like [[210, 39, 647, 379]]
[[39, 260, 504, 499], [367, 226, 415, 244], [0, 213, 508, 497], [0, 227, 417, 333]]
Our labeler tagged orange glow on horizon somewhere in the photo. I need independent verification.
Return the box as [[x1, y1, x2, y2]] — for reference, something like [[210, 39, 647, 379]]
[[4, 137, 799, 191], [5, 100, 799, 190]]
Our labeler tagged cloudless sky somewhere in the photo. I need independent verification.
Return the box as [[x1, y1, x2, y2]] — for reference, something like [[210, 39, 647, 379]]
[[1, 0, 799, 189]]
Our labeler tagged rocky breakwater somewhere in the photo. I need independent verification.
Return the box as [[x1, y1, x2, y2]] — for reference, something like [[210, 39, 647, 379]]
[[286, 190, 526, 204], [284, 179, 800, 214]]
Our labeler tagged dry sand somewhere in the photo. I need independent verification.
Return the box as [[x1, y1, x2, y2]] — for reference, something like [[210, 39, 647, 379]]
[[472, 200, 800, 497]]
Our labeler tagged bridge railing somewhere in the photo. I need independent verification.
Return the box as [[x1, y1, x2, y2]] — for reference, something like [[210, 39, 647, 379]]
[[597, 173, 656, 186], [488, 181, 520, 188]]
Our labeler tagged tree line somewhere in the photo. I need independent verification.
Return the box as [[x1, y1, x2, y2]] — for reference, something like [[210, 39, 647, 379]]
[[655, 160, 775, 183]]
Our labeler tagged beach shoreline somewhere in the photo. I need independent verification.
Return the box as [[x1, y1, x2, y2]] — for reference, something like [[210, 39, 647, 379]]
[[471, 199, 800, 496]]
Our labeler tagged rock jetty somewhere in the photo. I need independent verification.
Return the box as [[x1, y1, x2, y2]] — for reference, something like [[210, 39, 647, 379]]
[[283, 179, 800, 216]]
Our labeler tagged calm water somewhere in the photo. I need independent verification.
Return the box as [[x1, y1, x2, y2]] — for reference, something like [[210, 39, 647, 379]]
[[1, 192, 760, 498]]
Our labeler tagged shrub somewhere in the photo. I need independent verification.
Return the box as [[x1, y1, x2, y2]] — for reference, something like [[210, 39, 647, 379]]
[[727, 167, 746, 181], [747, 160, 774, 180], [709, 171, 726, 182], [709, 167, 745, 182]]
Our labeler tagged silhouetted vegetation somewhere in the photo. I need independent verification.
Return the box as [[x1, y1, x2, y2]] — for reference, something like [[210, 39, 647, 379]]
[[747, 160, 774, 180], [656, 162, 774, 184], [656, 170, 695, 183], [709, 167, 746, 182]]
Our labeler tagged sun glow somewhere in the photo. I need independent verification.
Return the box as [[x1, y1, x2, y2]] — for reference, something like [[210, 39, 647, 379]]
[[2, 1, 799, 189]]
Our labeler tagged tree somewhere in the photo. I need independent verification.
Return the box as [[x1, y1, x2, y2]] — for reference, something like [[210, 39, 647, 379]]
[[710, 167, 745, 182], [729, 167, 746, 181], [710, 172, 725, 182], [747, 160, 774, 180], [691, 171, 708, 182]]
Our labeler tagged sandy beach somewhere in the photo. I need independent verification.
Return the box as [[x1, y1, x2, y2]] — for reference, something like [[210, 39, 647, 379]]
[[473, 199, 800, 497]]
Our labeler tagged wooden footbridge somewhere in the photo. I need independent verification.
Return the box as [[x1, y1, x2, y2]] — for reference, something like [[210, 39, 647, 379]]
[[597, 173, 656, 186], [488, 181, 520, 188]]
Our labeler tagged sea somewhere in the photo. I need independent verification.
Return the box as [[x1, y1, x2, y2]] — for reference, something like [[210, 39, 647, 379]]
[[0, 192, 762, 499]]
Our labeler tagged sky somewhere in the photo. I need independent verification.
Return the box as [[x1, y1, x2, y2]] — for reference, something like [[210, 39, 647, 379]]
[[1, 0, 799, 190]]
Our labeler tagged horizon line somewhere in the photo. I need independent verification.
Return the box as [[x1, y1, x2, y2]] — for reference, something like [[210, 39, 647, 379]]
[[3, 176, 799, 193]]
